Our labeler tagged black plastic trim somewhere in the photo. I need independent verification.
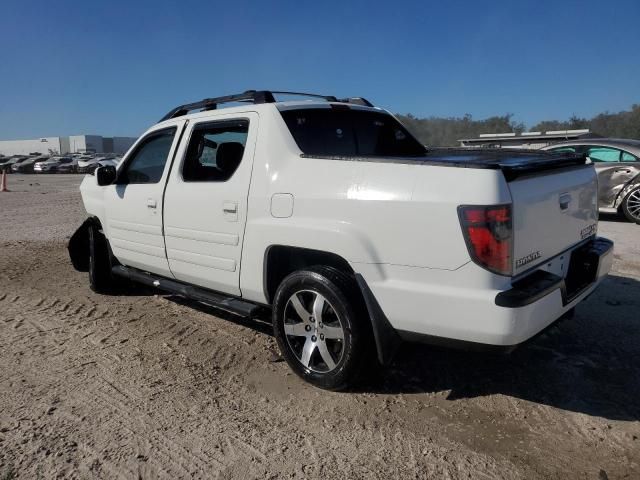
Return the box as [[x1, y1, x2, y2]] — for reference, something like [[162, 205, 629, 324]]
[[495, 270, 563, 308], [495, 237, 613, 308], [159, 90, 373, 121], [354, 274, 402, 365], [112, 265, 262, 317]]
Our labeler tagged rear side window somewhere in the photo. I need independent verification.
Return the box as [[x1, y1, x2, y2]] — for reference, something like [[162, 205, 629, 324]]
[[280, 108, 426, 158], [621, 151, 638, 162], [586, 146, 621, 162], [118, 128, 176, 184], [182, 120, 248, 182]]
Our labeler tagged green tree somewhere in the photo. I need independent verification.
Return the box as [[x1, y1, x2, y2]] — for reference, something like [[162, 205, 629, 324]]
[[397, 103, 640, 147]]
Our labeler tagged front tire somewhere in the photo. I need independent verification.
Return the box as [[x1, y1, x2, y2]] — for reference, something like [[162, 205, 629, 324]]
[[621, 186, 640, 224], [272, 266, 373, 391], [88, 224, 115, 293]]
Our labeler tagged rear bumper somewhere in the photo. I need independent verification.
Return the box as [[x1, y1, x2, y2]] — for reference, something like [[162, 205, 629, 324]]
[[495, 237, 613, 308], [357, 237, 614, 362]]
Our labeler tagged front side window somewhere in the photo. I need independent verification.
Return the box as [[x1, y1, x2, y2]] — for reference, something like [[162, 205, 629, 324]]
[[182, 120, 248, 182], [280, 108, 427, 158], [118, 128, 176, 184], [586, 146, 621, 163]]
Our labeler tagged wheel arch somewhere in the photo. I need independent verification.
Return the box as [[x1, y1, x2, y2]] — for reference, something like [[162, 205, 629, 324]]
[[263, 245, 401, 365], [68, 216, 103, 272], [263, 245, 354, 304], [613, 175, 640, 209]]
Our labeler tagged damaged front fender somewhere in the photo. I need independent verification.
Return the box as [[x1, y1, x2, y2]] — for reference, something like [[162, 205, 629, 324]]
[[614, 177, 640, 209], [68, 218, 95, 272]]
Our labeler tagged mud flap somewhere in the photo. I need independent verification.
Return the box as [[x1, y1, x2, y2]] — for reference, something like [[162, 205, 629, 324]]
[[68, 218, 92, 272], [355, 274, 402, 365]]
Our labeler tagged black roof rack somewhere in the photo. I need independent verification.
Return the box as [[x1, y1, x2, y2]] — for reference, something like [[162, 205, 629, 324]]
[[159, 90, 374, 122]]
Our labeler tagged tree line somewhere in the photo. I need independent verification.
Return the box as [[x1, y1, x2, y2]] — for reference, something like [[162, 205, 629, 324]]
[[397, 103, 640, 147]]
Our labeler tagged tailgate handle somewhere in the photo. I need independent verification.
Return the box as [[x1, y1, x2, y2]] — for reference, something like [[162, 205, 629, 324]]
[[559, 193, 572, 210]]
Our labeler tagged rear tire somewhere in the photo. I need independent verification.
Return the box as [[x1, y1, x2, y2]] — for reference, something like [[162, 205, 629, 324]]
[[621, 186, 640, 224], [88, 224, 115, 293], [272, 265, 373, 391]]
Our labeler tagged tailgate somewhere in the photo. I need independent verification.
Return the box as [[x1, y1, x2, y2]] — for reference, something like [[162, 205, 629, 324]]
[[509, 165, 598, 276]]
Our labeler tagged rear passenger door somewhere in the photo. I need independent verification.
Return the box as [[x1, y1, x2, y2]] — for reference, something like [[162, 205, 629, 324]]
[[163, 113, 258, 296], [103, 124, 183, 277]]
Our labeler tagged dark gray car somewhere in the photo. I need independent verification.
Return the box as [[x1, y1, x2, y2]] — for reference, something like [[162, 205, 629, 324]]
[[542, 138, 640, 223]]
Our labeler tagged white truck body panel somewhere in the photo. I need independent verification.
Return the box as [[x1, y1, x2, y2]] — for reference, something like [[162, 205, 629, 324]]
[[78, 99, 613, 349]]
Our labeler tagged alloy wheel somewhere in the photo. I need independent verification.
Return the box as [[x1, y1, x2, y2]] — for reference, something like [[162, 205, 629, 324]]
[[283, 290, 345, 373], [627, 189, 640, 221]]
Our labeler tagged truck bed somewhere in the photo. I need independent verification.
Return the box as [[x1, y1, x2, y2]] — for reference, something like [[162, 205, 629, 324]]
[[301, 148, 587, 181]]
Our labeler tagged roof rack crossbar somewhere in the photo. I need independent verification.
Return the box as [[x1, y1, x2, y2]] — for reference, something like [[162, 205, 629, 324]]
[[337, 97, 374, 107], [268, 91, 338, 102], [159, 90, 374, 122]]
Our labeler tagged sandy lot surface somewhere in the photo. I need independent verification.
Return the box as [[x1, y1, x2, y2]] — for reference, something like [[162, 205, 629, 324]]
[[0, 174, 638, 479]]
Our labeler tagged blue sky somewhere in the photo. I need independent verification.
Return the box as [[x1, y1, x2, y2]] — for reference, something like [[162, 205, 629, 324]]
[[1, 0, 639, 139]]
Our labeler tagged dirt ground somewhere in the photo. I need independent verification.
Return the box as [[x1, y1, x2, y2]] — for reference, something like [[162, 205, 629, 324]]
[[0, 174, 638, 479]]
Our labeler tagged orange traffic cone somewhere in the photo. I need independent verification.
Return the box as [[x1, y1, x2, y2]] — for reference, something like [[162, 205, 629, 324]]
[[0, 169, 8, 192]]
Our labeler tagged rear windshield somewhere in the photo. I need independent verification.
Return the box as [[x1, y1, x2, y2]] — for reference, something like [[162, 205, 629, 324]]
[[280, 108, 427, 158]]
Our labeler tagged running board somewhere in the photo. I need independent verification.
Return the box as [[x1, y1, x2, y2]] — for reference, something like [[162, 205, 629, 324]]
[[111, 265, 261, 317]]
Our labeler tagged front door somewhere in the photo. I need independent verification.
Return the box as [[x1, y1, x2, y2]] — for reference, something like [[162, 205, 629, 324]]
[[103, 124, 183, 277], [163, 113, 258, 296]]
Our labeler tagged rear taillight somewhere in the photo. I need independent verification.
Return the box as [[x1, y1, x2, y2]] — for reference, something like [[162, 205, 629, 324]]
[[458, 204, 512, 276]]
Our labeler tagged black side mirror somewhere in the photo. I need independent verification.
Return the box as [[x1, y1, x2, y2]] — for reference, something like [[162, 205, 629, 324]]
[[96, 165, 117, 186]]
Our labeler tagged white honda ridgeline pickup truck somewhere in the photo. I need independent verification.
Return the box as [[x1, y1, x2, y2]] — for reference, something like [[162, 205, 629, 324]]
[[69, 90, 613, 390]]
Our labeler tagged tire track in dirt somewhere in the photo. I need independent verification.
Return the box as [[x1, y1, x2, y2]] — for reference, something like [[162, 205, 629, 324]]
[[0, 291, 233, 479], [1, 232, 639, 478], [3, 287, 515, 479], [0, 270, 305, 475]]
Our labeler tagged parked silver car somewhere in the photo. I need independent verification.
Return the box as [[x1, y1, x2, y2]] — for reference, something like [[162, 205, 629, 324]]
[[77, 155, 113, 174], [34, 156, 73, 173], [543, 138, 640, 223], [56, 158, 79, 173]]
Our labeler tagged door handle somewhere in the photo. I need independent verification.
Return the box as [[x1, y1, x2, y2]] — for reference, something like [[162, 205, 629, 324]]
[[223, 202, 238, 213], [615, 168, 632, 174], [147, 198, 157, 209]]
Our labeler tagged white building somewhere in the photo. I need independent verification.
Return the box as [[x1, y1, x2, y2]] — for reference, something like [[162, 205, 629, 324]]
[[0, 134, 137, 156], [69, 135, 105, 154], [0, 137, 64, 156]]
